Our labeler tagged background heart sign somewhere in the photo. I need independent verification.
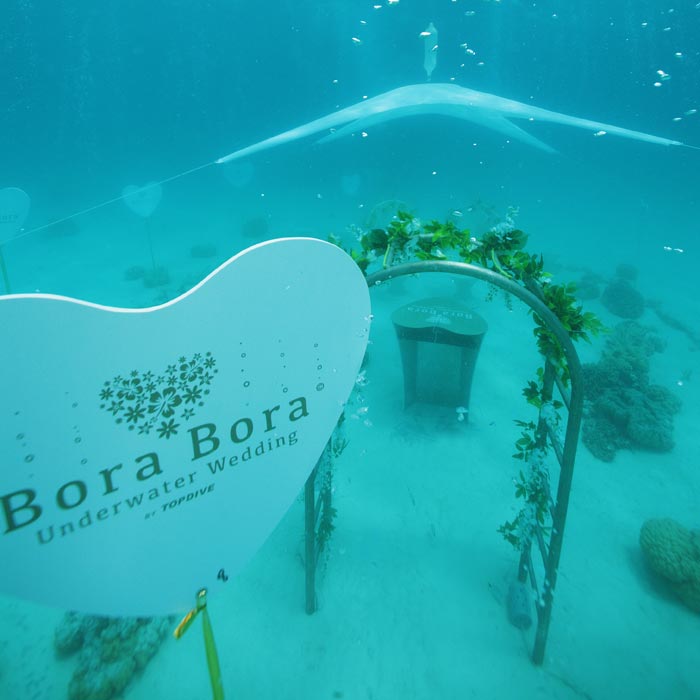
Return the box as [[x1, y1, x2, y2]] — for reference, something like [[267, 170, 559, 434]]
[[122, 182, 162, 218], [0, 187, 31, 244], [0, 238, 370, 616]]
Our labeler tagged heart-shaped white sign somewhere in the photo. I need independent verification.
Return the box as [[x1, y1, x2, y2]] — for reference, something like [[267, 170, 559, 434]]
[[0, 238, 370, 616], [0, 187, 31, 244], [122, 182, 162, 218]]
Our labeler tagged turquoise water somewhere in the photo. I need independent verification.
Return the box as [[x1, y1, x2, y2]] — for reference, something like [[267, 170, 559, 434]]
[[1, 2, 699, 699]]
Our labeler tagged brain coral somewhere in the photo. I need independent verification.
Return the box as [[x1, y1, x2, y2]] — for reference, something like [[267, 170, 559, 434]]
[[639, 518, 700, 613]]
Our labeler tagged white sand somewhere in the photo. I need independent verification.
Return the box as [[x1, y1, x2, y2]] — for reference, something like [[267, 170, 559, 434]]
[[1, 253, 698, 700]]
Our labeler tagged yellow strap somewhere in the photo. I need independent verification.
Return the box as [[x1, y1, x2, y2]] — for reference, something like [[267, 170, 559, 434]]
[[173, 607, 198, 640]]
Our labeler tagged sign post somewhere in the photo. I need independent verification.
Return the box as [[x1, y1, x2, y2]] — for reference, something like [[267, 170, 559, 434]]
[[0, 187, 31, 294], [0, 237, 370, 618]]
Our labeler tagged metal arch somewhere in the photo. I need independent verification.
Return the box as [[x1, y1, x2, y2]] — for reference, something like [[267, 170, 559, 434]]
[[367, 261, 582, 380], [366, 260, 584, 666]]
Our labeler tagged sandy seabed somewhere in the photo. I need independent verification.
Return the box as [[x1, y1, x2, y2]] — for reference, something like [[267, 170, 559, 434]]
[[1, 248, 699, 700], [2, 148, 700, 700]]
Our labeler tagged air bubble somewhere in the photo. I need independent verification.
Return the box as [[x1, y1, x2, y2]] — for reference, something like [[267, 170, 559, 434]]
[[282, 387, 289, 393]]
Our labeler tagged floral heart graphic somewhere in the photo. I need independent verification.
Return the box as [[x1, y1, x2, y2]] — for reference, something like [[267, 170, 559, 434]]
[[0, 187, 31, 244], [0, 238, 370, 616], [99, 352, 218, 439]]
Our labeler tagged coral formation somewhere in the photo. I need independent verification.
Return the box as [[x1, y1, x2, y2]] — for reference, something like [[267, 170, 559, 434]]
[[142, 266, 171, 288], [574, 271, 602, 301], [240, 216, 269, 240], [54, 612, 171, 700], [123, 265, 146, 282], [639, 518, 700, 613], [55, 611, 88, 656], [601, 278, 645, 319], [646, 298, 700, 351], [582, 321, 681, 461], [190, 244, 217, 259], [614, 263, 638, 284]]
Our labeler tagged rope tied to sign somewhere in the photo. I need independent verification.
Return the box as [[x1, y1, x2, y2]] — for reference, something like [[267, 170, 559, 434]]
[[174, 588, 225, 700]]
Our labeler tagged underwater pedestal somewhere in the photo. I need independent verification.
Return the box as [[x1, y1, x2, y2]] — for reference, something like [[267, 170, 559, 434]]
[[391, 297, 487, 417]]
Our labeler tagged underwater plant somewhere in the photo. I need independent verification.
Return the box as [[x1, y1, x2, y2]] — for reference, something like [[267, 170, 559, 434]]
[[333, 208, 604, 550]]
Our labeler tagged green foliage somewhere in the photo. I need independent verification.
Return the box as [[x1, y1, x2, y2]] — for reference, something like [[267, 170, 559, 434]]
[[331, 210, 605, 548], [328, 232, 371, 274], [385, 210, 416, 262], [417, 219, 472, 260], [344, 210, 603, 369], [350, 249, 371, 275], [362, 228, 389, 255], [497, 454, 552, 548], [341, 208, 603, 370], [334, 208, 604, 552], [512, 421, 537, 460], [312, 417, 348, 554], [317, 502, 337, 552]]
